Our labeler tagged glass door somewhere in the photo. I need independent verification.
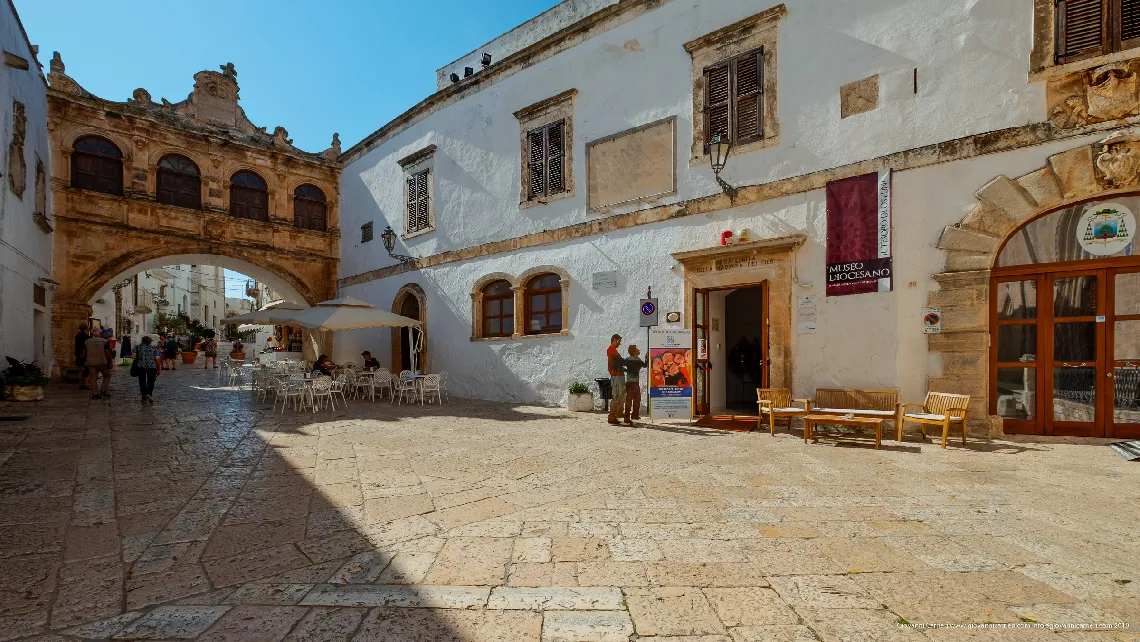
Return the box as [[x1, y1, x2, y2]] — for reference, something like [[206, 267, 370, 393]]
[[993, 276, 1042, 434], [1046, 270, 1106, 437], [1109, 267, 1140, 438], [693, 288, 710, 416]]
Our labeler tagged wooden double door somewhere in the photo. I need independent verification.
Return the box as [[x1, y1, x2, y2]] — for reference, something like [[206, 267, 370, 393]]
[[993, 264, 1140, 438]]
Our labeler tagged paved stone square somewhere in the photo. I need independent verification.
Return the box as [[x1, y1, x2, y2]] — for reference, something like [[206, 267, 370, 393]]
[[1, 368, 1138, 641]]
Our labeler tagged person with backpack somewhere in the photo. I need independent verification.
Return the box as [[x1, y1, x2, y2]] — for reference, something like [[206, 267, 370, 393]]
[[162, 335, 179, 370]]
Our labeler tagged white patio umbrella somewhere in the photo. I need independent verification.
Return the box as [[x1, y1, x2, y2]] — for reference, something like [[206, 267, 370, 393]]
[[278, 296, 423, 369], [220, 300, 308, 326]]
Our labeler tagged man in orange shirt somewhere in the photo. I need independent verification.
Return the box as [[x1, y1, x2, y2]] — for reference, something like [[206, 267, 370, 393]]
[[606, 334, 626, 425]]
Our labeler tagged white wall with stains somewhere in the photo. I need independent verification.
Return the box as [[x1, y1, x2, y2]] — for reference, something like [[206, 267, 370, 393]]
[[337, 0, 1078, 406]]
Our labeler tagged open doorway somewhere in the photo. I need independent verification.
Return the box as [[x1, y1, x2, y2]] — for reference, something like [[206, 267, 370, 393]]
[[698, 283, 769, 416]]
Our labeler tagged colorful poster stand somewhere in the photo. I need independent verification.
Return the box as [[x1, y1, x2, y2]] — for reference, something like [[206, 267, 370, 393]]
[[649, 328, 693, 421]]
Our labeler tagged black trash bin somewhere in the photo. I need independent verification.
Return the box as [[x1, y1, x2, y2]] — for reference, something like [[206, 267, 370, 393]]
[[594, 377, 613, 411]]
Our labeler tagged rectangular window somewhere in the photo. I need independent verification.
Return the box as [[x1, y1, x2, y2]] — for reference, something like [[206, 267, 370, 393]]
[[527, 120, 566, 201], [1055, 0, 1140, 63], [361, 221, 374, 243], [406, 168, 431, 235], [704, 48, 763, 148]]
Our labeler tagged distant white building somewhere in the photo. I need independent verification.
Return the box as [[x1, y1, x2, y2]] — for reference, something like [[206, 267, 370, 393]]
[[337, 0, 1140, 441], [88, 264, 225, 345], [0, 1, 53, 370]]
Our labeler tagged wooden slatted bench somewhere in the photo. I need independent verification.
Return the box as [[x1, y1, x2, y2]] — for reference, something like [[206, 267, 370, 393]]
[[805, 388, 901, 439], [900, 391, 971, 448]]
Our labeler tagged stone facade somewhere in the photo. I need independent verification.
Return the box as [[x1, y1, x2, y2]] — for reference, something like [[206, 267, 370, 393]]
[[46, 58, 340, 375]]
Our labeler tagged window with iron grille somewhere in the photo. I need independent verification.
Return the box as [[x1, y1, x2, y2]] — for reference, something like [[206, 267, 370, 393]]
[[704, 48, 763, 149], [1055, 0, 1140, 63], [406, 168, 431, 235], [361, 221, 374, 243], [526, 120, 567, 201]]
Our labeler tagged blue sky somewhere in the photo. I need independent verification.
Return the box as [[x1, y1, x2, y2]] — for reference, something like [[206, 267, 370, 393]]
[[16, 0, 560, 153]]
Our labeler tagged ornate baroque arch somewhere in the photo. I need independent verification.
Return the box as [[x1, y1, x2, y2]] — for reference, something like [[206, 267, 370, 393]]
[[391, 283, 428, 372], [932, 134, 1136, 435]]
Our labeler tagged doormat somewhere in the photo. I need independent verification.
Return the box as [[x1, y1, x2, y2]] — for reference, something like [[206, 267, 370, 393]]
[[1109, 441, 1140, 461]]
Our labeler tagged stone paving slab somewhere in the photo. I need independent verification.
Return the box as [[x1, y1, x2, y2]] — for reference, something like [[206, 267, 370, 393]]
[[0, 369, 1138, 640]]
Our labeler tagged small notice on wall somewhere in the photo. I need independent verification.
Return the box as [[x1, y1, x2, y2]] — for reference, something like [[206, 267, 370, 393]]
[[923, 307, 942, 334], [592, 271, 618, 289], [798, 322, 818, 334], [797, 294, 818, 333]]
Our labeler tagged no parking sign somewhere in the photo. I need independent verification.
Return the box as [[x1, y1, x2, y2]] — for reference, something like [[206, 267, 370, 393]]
[[640, 298, 658, 327]]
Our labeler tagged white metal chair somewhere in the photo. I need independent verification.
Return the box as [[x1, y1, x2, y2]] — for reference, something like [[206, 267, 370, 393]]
[[438, 371, 449, 402], [372, 370, 392, 400], [353, 371, 375, 401], [277, 374, 308, 413], [394, 371, 418, 405], [309, 375, 335, 412], [331, 373, 350, 407], [420, 373, 443, 405]]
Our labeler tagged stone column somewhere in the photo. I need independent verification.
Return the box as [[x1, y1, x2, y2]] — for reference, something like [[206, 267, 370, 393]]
[[50, 299, 93, 378]]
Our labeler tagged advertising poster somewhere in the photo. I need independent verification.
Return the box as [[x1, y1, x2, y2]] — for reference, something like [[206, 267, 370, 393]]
[[825, 170, 892, 296], [649, 328, 693, 421]]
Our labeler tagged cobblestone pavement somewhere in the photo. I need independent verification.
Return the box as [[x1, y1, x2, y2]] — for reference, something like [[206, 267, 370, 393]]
[[1, 367, 1138, 641]]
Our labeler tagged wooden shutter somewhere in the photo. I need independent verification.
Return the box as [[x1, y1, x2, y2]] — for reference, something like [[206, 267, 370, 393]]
[[547, 122, 566, 195], [406, 169, 430, 233], [1120, 0, 1140, 49], [527, 128, 546, 199], [1056, 0, 1107, 63], [704, 62, 731, 147], [734, 50, 763, 143]]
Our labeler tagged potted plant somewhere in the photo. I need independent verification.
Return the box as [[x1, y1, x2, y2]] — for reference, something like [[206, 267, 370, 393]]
[[1, 357, 50, 401], [566, 381, 595, 412], [230, 340, 246, 361]]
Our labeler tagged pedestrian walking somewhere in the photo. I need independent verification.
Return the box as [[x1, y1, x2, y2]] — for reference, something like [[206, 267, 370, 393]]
[[606, 334, 627, 425], [83, 328, 115, 399], [74, 323, 90, 390], [133, 335, 160, 403], [202, 337, 218, 369], [162, 335, 179, 370], [623, 344, 647, 424]]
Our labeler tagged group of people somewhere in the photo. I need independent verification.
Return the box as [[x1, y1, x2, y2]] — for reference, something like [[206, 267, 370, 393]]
[[605, 334, 647, 425], [310, 351, 381, 377], [73, 323, 161, 402]]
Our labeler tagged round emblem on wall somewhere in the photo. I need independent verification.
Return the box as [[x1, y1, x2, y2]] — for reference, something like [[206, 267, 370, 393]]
[[1077, 202, 1135, 256]]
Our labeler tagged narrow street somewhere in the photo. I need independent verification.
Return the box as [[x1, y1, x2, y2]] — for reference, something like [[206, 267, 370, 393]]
[[1, 368, 1137, 640]]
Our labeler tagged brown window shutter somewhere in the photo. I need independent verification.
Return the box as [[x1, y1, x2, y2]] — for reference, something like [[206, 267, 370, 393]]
[[733, 50, 763, 143], [1120, 0, 1140, 49], [406, 173, 417, 230], [547, 122, 565, 194], [527, 128, 546, 199], [1056, 0, 1107, 64], [704, 62, 731, 147], [415, 170, 430, 231]]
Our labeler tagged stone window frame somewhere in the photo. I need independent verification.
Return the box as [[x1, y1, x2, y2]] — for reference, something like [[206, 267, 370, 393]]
[[514, 89, 577, 210], [470, 266, 572, 341], [398, 144, 437, 239], [684, 4, 784, 166], [1030, 0, 1140, 80]]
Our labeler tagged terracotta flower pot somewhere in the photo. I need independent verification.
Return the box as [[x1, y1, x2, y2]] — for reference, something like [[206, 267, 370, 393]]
[[230, 351, 246, 361], [2, 385, 44, 401], [181, 351, 198, 365]]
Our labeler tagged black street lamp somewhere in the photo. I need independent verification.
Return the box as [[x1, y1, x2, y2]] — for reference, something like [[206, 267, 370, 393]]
[[709, 134, 738, 200], [380, 225, 416, 264]]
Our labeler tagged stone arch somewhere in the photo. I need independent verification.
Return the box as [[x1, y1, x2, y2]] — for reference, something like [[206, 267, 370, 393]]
[[470, 271, 518, 340], [391, 283, 428, 372], [517, 265, 572, 336], [930, 135, 1131, 435]]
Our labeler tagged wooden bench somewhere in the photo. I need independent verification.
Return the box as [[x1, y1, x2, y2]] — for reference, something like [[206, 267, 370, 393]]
[[804, 388, 901, 439], [756, 388, 810, 435], [900, 392, 971, 448]]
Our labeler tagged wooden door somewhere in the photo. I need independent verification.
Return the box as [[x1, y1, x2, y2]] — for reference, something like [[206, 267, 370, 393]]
[[1108, 266, 1140, 438], [1046, 269, 1106, 437], [760, 282, 770, 389], [693, 288, 710, 416]]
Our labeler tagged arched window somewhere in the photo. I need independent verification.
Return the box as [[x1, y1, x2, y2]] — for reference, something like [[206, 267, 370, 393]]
[[293, 183, 327, 232], [229, 170, 269, 221], [524, 273, 562, 335], [156, 154, 201, 209], [481, 280, 514, 338], [71, 135, 122, 195]]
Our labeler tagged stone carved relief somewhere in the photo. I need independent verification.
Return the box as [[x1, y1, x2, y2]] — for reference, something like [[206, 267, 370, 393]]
[[46, 52, 88, 97], [129, 88, 151, 106], [1094, 133, 1140, 187], [8, 101, 26, 198], [1048, 59, 1140, 128], [273, 126, 293, 148], [322, 133, 341, 160]]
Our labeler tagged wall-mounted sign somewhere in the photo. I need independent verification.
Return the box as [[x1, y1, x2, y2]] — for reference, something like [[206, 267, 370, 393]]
[[797, 322, 817, 334], [640, 298, 659, 327], [797, 295, 818, 308], [923, 307, 942, 334], [825, 170, 892, 296], [665, 311, 681, 323], [1077, 202, 1134, 256], [797, 308, 817, 323], [592, 270, 618, 289], [650, 328, 693, 421]]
